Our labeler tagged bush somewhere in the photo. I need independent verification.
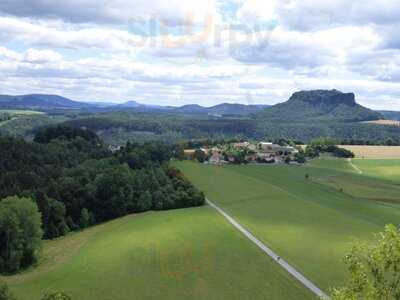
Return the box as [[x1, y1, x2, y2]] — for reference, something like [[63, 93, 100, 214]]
[[41, 291, 71, 300], [304, 145, 319, 158], [333, 147, 355, 158], [294, 152, 306, 163], [0, 281, 15, 300], [0, 196, 43, 274], [305, 143, 355, 159], [193, 149, 207, 163]]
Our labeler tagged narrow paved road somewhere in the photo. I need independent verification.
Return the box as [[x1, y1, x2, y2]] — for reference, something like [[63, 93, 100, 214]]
[[206, 198, 330, 300], [347, 158, 363, 174]]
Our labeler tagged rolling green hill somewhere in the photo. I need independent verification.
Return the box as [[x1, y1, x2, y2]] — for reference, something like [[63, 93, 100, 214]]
[[0, 94, 95, 110], [176, 159, 400, 291], [3, 207, 313, 300], [352, 159, 400, 182]]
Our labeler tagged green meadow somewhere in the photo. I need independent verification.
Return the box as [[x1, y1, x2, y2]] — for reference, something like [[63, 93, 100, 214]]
[[0, 109, 44, 115], [352, 158, 400, 182], [3, 157, 400, 299], [310, 158, 400, 203], [0, 109, 45, 117], [3, 207, 313, 300], [175, 159, 400, 291]]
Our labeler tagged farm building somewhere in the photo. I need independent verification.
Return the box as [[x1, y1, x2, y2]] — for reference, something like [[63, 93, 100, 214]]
[[258, 142, 298, 155], [185, 141, 299, 165], [208, 151, 227, 165]]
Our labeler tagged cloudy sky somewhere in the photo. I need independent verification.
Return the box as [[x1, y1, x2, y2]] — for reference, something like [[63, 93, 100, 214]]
[[0, 0, 400, 109]]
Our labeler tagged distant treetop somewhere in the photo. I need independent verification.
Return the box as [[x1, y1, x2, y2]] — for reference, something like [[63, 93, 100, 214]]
[[34, 125, 100, 144]]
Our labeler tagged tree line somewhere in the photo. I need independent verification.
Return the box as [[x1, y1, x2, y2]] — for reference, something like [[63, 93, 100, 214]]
[[0, 125, 204, 274], [0, 113, 11, 123], [304, 138, 355, 158], [4, 109, 400, 146]]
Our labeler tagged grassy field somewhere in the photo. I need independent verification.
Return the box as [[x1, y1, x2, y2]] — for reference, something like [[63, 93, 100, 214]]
[[352, 159, 400, 182], [0, 110, 46, 129], [0, 109, 45, 115], [340, 145, 400, 158], [175, 159, 400, 292], [2, 207, 313, 300], [309, 158, 400, 203]]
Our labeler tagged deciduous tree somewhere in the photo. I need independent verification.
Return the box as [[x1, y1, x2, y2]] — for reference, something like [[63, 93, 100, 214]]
[[331, 224, 400, 300], [41, 291, 71, 300], [0, 196, 43, 273]]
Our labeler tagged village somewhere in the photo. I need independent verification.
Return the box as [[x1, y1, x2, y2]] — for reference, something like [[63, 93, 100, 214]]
[[185, 141, 303, 165]]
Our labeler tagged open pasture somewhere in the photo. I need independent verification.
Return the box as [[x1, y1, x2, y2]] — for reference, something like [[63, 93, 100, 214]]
[[309, 158, 400, 203], [351, 159, 400, 182], [176, 159, 400, 291], [3, 207, 312, 300], [0, 109, 45, 116]]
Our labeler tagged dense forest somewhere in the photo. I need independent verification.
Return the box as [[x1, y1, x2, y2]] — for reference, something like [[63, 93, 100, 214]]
[[254, 121, 400, 145], [2, 94, 400, 146], [0, 125, 204, 274], [2, 110, 400, 146], [52, 112, 400, 145], [1, 90, 400, 145]]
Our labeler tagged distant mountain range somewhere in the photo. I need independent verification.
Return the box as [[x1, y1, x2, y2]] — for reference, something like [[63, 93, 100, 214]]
[[0, 94, 270, 116], [379, 110, 400, 121], [0, 94, 94, 109], [255, 90, 383, 122], [0, 91, 396, 122], [168, 103, 270, 115]]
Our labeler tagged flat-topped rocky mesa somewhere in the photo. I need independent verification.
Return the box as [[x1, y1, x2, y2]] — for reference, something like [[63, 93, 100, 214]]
[[256, 89, 383, 122]]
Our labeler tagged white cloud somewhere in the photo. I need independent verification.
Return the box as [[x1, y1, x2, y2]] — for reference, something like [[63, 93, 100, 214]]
[[236, 0, 277, 24], [274, 0, 400, 30], [0, 0, 399, 109], [0, 17, 145, 51], [0, 0, 218, 24], [24, 48, 62, 63], [0, 46, 21, 60]]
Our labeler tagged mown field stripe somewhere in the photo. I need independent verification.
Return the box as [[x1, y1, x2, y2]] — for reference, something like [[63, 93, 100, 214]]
[[206, 198, 330, 299]]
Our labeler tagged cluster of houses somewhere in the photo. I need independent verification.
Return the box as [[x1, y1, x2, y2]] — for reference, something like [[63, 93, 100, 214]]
[[186, 141, 299, 165]]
